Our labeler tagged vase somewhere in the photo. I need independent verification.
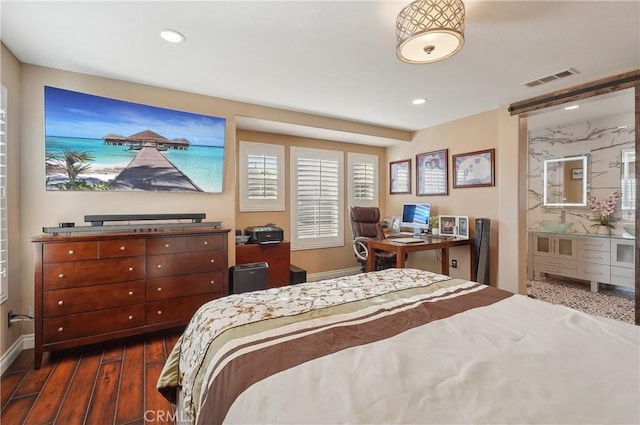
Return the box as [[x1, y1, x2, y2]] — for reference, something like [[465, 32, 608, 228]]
[[432, 228, 440, 236], [597, 225, 611, 235]]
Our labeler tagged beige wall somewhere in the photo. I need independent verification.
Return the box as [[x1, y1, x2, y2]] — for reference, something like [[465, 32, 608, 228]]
[[385, 108, 525, 292], [1, 44, 24, 357], [236, 130, 387, 274]]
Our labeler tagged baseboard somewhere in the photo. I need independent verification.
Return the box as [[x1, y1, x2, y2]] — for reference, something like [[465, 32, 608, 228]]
[[307, 267, 361, 282], [1, 333, 34, 375]]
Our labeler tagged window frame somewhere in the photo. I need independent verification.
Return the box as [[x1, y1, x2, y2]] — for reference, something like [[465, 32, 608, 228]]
[[238, 140, 285, 212], [290, 146, 344, 251]]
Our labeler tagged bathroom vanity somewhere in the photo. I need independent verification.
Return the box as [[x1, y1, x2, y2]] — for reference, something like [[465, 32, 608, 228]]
[[528, 231, 635, 292]]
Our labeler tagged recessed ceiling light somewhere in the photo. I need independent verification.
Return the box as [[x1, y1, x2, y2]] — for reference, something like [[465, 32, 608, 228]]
[[412, 98, 427, 105], [160, 29, 186, 43], [563, 105, 579, 111]]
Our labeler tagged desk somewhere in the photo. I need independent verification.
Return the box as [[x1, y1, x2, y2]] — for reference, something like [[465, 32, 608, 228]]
[[366, 237, 475, 279]]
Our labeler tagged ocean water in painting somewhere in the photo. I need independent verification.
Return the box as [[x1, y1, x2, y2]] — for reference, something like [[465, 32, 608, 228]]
[[46, 136, 224, 192], [44, 86, 226, 193]]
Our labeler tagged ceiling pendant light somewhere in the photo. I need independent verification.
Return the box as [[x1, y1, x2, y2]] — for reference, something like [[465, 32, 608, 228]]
[[396, 0, 465, 64]]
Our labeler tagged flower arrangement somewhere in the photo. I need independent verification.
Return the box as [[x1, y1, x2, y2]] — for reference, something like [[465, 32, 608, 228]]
[[587, 191, 619, 228]]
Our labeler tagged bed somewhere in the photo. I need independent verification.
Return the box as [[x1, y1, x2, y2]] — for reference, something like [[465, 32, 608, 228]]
[[157, 268, 639, 424]]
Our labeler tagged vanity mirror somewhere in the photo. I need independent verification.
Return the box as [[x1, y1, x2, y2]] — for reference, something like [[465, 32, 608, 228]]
[[620, 148, 635, 210], [543, 155, 588, 207]]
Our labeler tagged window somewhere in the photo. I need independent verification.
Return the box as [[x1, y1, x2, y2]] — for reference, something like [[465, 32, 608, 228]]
[[0, 84, 7, 303], [239, 141, 285, 211], [348, 153, 378, 207], [291, 147, 343, 250]]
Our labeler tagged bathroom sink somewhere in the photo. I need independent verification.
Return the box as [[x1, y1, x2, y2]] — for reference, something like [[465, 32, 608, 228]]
[[539, 221, 574, 233], [622, 224, 635, 237]]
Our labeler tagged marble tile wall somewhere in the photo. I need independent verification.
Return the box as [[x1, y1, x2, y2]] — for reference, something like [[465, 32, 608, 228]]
[[528, 113, 635, 236]]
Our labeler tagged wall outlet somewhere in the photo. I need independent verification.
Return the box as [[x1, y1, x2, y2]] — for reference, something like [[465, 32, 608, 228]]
[[28, 306, 34, 318], [451, 259, 458, 268]]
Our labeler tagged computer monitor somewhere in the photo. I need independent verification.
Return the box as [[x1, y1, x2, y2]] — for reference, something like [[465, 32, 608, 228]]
[[401, 203, 431, 232]]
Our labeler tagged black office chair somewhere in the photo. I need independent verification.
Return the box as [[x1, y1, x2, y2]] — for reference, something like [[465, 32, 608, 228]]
[[349, 206, 397, 272]]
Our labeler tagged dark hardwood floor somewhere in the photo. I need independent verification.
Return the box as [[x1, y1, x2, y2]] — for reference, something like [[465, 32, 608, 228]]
[[1, 328, 184, 425]]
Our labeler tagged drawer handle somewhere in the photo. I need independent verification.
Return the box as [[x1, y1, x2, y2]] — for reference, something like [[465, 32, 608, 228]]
[[128, 267, 134, 272], [164, 243, 170, 248], [128, 315, 134, 320], [204, 241, 208, 245], [210, 259, 215, 263], [128, 291, 134, 295], [120, 246, 126, 251], [68, 250, 74, 255], [58, 273, 65, 279], [58, 300, 64, 306], [157, 310, 162, 315], [210, 280, 215, 284], [58, 327, 64, 332], [157, 287, 162, 292], [157, 264, 162, 269]]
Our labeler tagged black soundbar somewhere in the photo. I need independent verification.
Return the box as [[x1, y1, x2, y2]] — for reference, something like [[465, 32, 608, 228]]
[[84, 213, 206, 226]]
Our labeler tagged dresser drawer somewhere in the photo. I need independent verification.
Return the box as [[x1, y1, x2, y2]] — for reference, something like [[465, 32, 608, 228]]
[[146, 293, 215, 325], [533, 256, 577, 270], [578, 237, 610, 252], [44, 242, 98, 263], [147, 250, 224, 278], [44, 280, 145, 317], [578, 248, 610, 265], [146, 271, 225, 301], [610, 275, 635, 288], [44, 257, 145, 289], [43, 304, 145, 344], [578, 263, 610, 283], [535, 263, 578, 278], [147, 234, 225, 255], [99, 239, 145, 259], [611, 266, 635, 280]]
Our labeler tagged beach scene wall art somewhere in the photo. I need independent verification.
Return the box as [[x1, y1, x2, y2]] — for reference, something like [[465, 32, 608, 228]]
[[44, 86, 226, 193]]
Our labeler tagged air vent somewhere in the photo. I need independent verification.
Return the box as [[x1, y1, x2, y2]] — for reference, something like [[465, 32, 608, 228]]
[[522, 68, 579, 88]]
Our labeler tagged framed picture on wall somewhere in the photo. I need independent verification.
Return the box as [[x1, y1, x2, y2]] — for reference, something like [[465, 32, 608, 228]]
[[452, 148, 495, 188], [457, 216, 469, 239], [439, 215, 457, 236], [416, 149, 448, 196], [390, 159, 411, 194]]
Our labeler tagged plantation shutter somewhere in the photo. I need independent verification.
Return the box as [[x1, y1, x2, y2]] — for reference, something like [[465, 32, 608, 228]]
[[0, 85, 7, 302], [348, 153, 378, 207], [291, 147, 343, 250], [247, 154, 278, 200], [239, 141, 284, 212]]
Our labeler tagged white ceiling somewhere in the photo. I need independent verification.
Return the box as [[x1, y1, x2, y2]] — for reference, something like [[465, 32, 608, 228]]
[[1, 0, 639, 145]]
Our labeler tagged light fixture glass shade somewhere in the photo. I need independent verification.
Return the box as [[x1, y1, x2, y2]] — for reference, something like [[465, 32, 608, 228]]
[[396, 0, 465, 64]]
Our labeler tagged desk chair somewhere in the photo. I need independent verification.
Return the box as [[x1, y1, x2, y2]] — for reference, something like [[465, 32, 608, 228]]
[[349, 206, 397, 272]]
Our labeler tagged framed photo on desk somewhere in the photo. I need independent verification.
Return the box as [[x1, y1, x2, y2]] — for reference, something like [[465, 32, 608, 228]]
[[457, 216, 469, 239], [439, 215, 456, 236]]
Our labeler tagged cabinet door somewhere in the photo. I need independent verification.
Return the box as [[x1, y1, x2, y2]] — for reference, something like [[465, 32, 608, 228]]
[[555, 236, 577, 260], [533, 235, 553, 257], [611, 239, 635, 268]]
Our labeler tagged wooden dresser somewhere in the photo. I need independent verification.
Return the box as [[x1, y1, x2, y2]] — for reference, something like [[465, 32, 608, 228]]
[[236, 242, 290, 287], [31, 227, 230, 369]]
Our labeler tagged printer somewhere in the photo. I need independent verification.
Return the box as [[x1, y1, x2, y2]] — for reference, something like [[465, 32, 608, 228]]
[[244, 224, 284, 244]]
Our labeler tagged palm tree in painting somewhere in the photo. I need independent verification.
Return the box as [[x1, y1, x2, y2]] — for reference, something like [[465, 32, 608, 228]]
[[46, 149, 103, 190]]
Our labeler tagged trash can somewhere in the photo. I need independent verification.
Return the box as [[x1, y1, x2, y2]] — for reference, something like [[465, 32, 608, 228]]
[[229, 262, 269, 294]]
